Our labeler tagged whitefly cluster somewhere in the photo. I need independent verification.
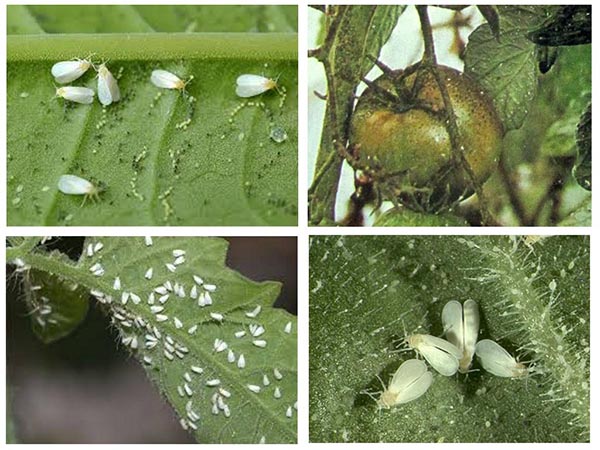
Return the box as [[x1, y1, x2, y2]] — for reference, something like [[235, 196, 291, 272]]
[[376, 300, 530, 409], [83, 237, 296, 439]]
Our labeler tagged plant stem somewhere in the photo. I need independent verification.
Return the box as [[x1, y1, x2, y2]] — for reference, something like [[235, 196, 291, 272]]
[[308, 6, 349, 223], [416, 5, 492, 225]]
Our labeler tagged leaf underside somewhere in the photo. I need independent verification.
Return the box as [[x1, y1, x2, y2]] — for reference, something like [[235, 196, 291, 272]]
[[12, 237, 297, 443], [464, 6, 556, 131], [7, 5, 298, 226], [309, 235, 589, 443]]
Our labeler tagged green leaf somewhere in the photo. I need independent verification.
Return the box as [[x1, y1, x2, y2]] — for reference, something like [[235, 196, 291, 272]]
[[331, 5, 405, 84], [22, 266, 90, 344], [8, 237, 297, 444], [558, 190, 591, 226], [373, 208, 469, 226], [7, 5, 297, 226], [309, 235, 589, 442], [527, 5, 591, 46], [464, 6, 555, 131], [8, 5, 298, 34]]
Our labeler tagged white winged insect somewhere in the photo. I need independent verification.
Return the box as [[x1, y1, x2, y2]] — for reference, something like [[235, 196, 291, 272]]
[[375, 359, 433, 409], [150, 69, 190, 91], [51, 57, 92, 84], [55, 86, 95, 104], [406, 334, 462, 376], [235, 74, 279, 98], [442, 300, 480, 373], [475, 339, 529, 378], [57, 174, 104, 205], [97, 63, 120, 106]]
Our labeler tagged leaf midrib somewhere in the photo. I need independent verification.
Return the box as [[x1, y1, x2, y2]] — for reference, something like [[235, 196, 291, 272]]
[[7, 33, 298, 62]]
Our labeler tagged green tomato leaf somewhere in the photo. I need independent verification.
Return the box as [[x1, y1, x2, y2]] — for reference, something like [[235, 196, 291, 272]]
[[309, 235, 589, 442], [464, 6, 555, 131], [8, 237, 297, 444], [20, 260, 90, 344], [373, 208, 469, 227], [7, 5, 297, 226]]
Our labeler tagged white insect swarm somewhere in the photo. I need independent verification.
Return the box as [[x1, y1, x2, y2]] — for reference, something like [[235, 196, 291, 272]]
[[55, 86, 95, 104], [150, 69, 190, 91], [376, 359, 433, 409], [113, 277, 121, 291], [96, 63, 121, 106], [475, 339, 529, 378], [51, 58, 92, 83], [145, 268, 153, 280], [145, 236, 153, 246], [442, 299, 480, 373], [406, 334, 462, 376], [57, 174, 103, 204], [235, 74, 279, 98]]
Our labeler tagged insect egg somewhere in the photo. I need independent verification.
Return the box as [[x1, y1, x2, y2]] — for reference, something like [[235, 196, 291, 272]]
[[96, 63, 120, 106], [475, 339, 529, 378], [235, 74, 279, 98], [51, 58, 92, 83], [406, 333, 462, 376], [376, 359, 433, 409], [55, 86, 95, 104], [442, 300, 480, 373]]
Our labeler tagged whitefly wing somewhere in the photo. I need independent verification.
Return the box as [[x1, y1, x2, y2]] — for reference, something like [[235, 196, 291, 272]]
[[461, 299, 480, 368], [389, 359, 433, 404], [57, 87, 95, 104], [442, 300, 464, 350], [58, 174, 94, 195], [151, 69, 183, 89], [236, 74, 271, 98], [52, 60, 90, 84], [97, 65, 120, 106], [414, 334, 461, 377], [475, 339, 520, 377]]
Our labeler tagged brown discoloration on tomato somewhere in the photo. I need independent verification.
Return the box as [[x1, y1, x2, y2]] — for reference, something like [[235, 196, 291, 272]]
[[350, 64, 504, 205]]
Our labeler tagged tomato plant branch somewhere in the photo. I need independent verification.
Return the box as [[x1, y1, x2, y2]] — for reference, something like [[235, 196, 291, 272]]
[[417, 5, 492, 225], [308, 6, 352, 223]]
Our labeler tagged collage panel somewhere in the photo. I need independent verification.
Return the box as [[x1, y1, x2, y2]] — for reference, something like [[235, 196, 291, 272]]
[[309, 235, 590, 442], [6, 4, 298, 226], [6, 237, 297, 443], [308, 5, 591, 226]]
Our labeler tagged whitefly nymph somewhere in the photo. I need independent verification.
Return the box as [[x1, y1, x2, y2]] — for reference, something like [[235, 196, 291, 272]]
[[406, 333, 462, 376], [475, 339, 529, 378], [377, 359, 433, 409], [442, 299, 480, 373]]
